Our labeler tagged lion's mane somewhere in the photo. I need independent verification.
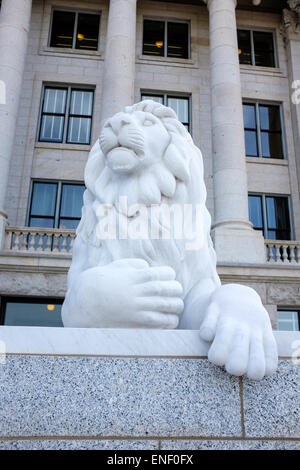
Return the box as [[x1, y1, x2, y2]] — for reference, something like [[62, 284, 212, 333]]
[[76, 100, 219, 295]]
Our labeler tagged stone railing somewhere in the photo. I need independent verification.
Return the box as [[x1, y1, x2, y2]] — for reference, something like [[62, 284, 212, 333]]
[[3, 227, 76, 254], [265, 240, 300, 264], [2, 228, 300, 266]]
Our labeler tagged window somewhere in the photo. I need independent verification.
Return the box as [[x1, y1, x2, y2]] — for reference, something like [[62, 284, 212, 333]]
[[248, 195, 291, 240], [50, 10, 100, 51], [141, 93, 190, 131], [277, 310, 300, 331], [28, 181, 85, 230], [243, 103, 284, 159], [39, 86, 94, 144], [143, 19, 189, 59], [237, 29, 276, 67], [0, 297, 63, 327]]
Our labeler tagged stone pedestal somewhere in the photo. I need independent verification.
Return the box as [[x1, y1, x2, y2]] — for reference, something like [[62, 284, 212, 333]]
[[0, 327, 299, 450]]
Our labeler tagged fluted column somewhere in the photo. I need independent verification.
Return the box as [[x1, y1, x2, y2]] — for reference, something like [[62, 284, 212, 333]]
[[0, 0, 32, 248], [204, 0, 265, 263], [100, 0, 137, 125]]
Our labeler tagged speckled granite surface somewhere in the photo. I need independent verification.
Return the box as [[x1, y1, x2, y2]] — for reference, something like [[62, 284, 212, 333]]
[[0, 355, 299, 450], [0, 439, 158, 450], [243, 360, 300, 438], [0, 356, 241, 437], [161, 439, 300, 450]]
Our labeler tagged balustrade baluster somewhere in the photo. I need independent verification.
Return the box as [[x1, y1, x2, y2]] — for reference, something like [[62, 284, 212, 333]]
[[282, 245, 288, 263]]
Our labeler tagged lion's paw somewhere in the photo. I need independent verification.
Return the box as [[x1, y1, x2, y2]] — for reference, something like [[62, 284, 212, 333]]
[[199, 284, 278, 380]]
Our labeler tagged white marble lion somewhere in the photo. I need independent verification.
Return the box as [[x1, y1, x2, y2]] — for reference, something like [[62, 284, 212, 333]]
[[62, 100, 278, 380]]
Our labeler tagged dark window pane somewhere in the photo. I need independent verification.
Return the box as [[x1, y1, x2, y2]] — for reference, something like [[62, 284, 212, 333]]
[[67, 117, 92, 144], [238, 29, 252, 65], [167, 22, 189, 59], [43, 88, 67, 114], [75, 13, 100, 50], [243, 104, 256, 129], [141, 94, 164, 104], [259, 105, 281, 131], [29, 217, 55, 228], [31, 183, 57, 217], [143, 20, 165, 56], [253, 31, 275, 67], [4, 301, 63, 327], [261, 131, 283, 158], [70, 90, 94, 116], [50, 11, 75, 48], [167, 97, 189, 124], [59, 218, 80, 230], [248, 195, 263, 230], [60, 184, 85, 219], [40, 115, 65, 142], [245, 130, 258, 156], [266, 196, 290, 240]]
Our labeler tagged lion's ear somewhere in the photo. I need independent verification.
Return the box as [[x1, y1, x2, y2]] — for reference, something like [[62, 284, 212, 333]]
[[163, 143, 190, 183]]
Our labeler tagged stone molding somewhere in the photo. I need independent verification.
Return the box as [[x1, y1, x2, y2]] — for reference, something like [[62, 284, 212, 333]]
[[0, 326, 298, 358]]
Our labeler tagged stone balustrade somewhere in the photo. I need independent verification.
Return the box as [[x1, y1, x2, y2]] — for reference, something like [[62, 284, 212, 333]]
[[265, 240, 300, 264], [3, 227, 75, 254], [3, 228, 300, 266]]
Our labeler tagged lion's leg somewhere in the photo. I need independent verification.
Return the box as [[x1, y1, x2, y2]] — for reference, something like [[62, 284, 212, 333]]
[[179, 278, 217, 330]]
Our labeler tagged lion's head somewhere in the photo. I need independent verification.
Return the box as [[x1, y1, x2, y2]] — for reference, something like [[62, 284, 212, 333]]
[[78, 99, 207, 236], [96, 100, 196, 208]]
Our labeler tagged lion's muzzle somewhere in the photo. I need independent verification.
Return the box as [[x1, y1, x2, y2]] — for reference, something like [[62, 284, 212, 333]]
[[106, 147, 139, 174]]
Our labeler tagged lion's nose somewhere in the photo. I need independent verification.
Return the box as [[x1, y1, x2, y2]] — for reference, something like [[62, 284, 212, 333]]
[[109, 114, 133, 135]]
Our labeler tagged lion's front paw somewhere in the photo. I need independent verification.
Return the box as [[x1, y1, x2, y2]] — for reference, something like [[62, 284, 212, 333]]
[[199, 284, 278, 380]]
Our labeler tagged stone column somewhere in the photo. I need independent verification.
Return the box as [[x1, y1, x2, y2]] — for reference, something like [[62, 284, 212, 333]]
[[282, 2, 300, 239], [100, 0, 137, 125], [0, 0, 32, 248], [204, 0, 265, 263]]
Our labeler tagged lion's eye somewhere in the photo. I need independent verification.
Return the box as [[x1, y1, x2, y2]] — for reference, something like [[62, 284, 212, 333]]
[[143, 119, 155, 126]]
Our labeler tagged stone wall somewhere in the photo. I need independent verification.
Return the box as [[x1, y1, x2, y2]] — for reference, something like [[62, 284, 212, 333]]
[[0, 328, 299, 450]]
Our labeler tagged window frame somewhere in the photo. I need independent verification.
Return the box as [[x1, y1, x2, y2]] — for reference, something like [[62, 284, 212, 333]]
[[37, 84, 95, 145], [26, 180, 85, 230], [248, 193, 293, 241], [48, 7, 101, 52], [277, 309, 300, 332], [243, 101, 286, 160], [237, 27, 278, 68], [0, 296, 64, 326], [142, 17, 190, 59], [141, 91, 191, 132]]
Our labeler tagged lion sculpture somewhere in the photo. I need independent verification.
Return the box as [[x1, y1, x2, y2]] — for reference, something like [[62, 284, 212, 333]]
[[62, 100, 278, 380]]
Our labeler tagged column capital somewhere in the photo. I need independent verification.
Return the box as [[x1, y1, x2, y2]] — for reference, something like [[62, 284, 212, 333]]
[[203, 0, 237, 9], [281, 1, 300, 40]]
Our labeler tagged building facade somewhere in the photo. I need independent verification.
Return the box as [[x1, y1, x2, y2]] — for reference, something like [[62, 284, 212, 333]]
[[0, 0, 299, 331]]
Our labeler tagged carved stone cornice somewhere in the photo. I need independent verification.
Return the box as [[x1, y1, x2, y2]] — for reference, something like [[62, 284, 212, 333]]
[[288, 0, 300, 15]]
